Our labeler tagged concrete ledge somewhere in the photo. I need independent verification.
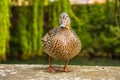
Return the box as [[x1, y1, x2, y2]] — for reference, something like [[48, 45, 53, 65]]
[[0, 64, 120, 80]]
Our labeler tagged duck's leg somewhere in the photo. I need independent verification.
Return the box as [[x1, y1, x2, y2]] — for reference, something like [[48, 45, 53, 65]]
[[47, 56, 56, 72], [59, 59, 72, 72], [63, 59, 72, 72]]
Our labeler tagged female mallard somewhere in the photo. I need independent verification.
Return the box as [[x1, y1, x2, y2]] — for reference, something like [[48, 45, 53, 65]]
[[42, 12, 81, 72]]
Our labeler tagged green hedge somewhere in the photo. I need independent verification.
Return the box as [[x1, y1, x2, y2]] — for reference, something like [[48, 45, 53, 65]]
[[3, 0, 120, 60], [0, 0, 11, 61], [10, 0, 44, 60], [73, 3, 120, 58]]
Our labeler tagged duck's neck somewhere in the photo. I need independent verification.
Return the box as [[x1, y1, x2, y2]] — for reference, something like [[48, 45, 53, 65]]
[[66, 26, 70, 29]]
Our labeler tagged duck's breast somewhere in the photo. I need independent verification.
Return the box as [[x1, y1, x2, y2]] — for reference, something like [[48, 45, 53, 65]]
[[49, 29, 81, 60]]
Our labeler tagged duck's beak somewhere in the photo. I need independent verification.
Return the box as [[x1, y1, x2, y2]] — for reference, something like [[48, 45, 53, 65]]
[[60, 22, 66, 28]]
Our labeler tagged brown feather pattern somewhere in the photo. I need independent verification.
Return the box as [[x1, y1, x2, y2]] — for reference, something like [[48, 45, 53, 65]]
[[42, 27, 81, 60]]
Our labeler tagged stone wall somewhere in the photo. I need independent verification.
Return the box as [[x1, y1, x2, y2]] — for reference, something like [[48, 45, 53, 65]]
[[0, 64, 120, 80]]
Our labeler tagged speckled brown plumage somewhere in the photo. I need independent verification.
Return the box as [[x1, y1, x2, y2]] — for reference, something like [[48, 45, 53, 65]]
[[42, 28, 81, 60]]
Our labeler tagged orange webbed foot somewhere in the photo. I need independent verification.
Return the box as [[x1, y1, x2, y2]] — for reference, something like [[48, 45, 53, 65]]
[[47, 66, 57, 72], [58, 67, 73, 72]]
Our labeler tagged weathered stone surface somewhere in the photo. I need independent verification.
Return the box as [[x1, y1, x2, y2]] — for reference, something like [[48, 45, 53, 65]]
[[0, 64, 120, 80]]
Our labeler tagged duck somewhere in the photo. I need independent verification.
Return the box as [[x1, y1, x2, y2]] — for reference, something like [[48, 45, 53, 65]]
[[42, 12, 81, 72]]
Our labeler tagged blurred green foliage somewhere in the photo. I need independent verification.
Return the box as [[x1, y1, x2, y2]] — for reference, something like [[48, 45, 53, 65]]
[[10, 0, 44, 60], [0, 0, 11, 61], [73, 2, 120, 58], [0, 0, 120, 61]]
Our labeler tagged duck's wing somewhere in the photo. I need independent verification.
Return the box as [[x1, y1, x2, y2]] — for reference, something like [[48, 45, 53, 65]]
[[42, 28, 59, 53], [42, 28, 58, 42], [71, 30, 80, 40], [71, 30, 82, 49]]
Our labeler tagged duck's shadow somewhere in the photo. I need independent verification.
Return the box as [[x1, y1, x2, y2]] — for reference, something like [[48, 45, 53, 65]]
[[31, 65, 72, 73], [31, 66, 46, 71]]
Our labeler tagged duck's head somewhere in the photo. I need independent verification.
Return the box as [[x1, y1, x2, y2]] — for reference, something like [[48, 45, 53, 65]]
[[59, 12, 70, 29]]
